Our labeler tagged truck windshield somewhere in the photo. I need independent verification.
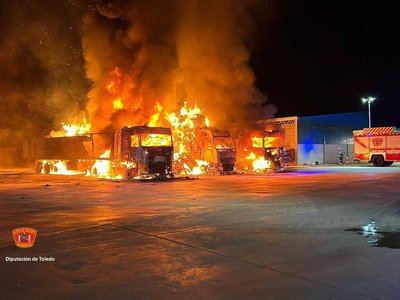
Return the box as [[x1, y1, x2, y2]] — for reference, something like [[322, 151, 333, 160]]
[[214, 137, 234, 149], [251, 137, 263, 148], [264, 136, 280, 148], [141, 133, 172, 147]]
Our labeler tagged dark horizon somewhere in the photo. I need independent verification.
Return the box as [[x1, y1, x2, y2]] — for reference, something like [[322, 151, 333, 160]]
[[1, 0, 399, 130], [251, 0, 400, 127]]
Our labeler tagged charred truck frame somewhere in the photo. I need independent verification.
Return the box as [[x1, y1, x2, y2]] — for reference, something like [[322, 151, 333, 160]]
[[192, 127, 236, 173], [24, 125, 174, 179], [237, 128, 289, 171]]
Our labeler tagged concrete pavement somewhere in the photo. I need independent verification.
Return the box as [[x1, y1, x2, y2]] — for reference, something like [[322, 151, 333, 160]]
[[1, 166, 400, 299]]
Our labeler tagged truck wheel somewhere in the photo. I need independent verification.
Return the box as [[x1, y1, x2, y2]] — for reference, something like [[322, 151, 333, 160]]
[[372, 155, 385, 167], [222, 163, 234, 172], [35, 162, 43, 174], [43, 163, 51, 174], [125, 169, 137, 180], [384, 161, 394, 166]]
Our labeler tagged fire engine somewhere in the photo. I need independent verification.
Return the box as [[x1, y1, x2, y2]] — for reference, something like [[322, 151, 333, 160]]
[[353, 127, 400, 166]]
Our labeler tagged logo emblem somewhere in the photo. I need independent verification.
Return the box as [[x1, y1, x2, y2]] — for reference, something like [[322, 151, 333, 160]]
[[12, 227, 37, 248], [372, 138, 383, 147]]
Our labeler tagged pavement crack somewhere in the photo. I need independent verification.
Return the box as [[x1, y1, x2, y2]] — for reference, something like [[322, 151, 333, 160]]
[[107, 223, 266, 269]]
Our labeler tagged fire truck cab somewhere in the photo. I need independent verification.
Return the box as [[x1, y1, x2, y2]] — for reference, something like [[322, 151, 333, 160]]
[[192, 127, 236, 173], [354, 127, 400, 166]]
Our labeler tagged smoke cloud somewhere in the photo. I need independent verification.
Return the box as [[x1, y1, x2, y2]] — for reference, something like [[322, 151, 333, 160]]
[[1, 0, 268, 137], [83, 0, 266, 132], [0, 0, 90, 137]]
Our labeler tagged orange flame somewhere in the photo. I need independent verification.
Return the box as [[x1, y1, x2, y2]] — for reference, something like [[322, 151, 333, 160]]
[[147, 102, 163, 127], [86, 150, 120, 179], [113, 97, 124, 110], [146, 101, 211, 175], [40, 160, 83, 175], [50, 118, 91, 137], [246, 151, 271, 172]]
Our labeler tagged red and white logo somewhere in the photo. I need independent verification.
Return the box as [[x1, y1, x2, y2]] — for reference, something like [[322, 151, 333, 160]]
[[12, 227, 37, 248], [372, 138, 383, 147]]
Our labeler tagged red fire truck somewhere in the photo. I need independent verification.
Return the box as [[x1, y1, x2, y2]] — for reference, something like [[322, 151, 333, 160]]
[[353, 127, 400, 166]]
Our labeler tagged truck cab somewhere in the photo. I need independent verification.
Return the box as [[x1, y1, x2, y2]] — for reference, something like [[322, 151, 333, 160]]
[[26, 125, 174, 179], [113, 126, 174, 178], [237, 128, 289, 171], [192, 127, 236, 173]]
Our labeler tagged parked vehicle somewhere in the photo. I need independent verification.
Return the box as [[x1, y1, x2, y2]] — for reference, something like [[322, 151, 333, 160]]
[[23, 125, 174, 179], [191, 127, 236, 173], [237, 128, 289, 171], [354, 126, 400, 166]]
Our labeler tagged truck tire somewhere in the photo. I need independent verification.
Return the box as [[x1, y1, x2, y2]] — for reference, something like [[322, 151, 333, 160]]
[[372, 155, 385, 167], [43, 163, 51, 174], [384, 161, 394, 166], [222, 163, 234, 172], [35, 162, 43, 174], [125, 169, 137, 180]]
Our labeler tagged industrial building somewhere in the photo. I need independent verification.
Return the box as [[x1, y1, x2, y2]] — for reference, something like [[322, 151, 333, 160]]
[[259, 111, 369, 165]]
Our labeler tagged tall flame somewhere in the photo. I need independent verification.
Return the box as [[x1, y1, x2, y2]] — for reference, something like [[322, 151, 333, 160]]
[[246, 151, 271, 172], [50, 118, 91, 137], [146, 101, 211, 175], [113, 97, 124, 110]]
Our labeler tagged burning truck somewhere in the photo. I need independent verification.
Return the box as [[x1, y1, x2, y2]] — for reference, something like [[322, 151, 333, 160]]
[[191, 127, 236, 174], [23, 125, 174, 179], [162, 102, 237, 175], [236, 128, 289, 172]]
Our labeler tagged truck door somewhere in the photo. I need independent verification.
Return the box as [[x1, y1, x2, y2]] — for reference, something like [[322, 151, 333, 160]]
[[203, 137, 215, 162], [113, 130, 121, 160]]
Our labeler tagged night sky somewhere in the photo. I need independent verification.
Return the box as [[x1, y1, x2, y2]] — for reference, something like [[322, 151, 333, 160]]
[[251, 1, 400, 126], [1, 1, 399, 130]]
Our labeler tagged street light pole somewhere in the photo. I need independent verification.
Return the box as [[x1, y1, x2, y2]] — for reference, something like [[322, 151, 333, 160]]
[[368, 100, 371, 128], [361, 97, 376, 128]]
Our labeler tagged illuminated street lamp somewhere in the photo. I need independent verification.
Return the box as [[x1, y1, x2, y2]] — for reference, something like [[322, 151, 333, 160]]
[[361, 96, 376, 128]]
